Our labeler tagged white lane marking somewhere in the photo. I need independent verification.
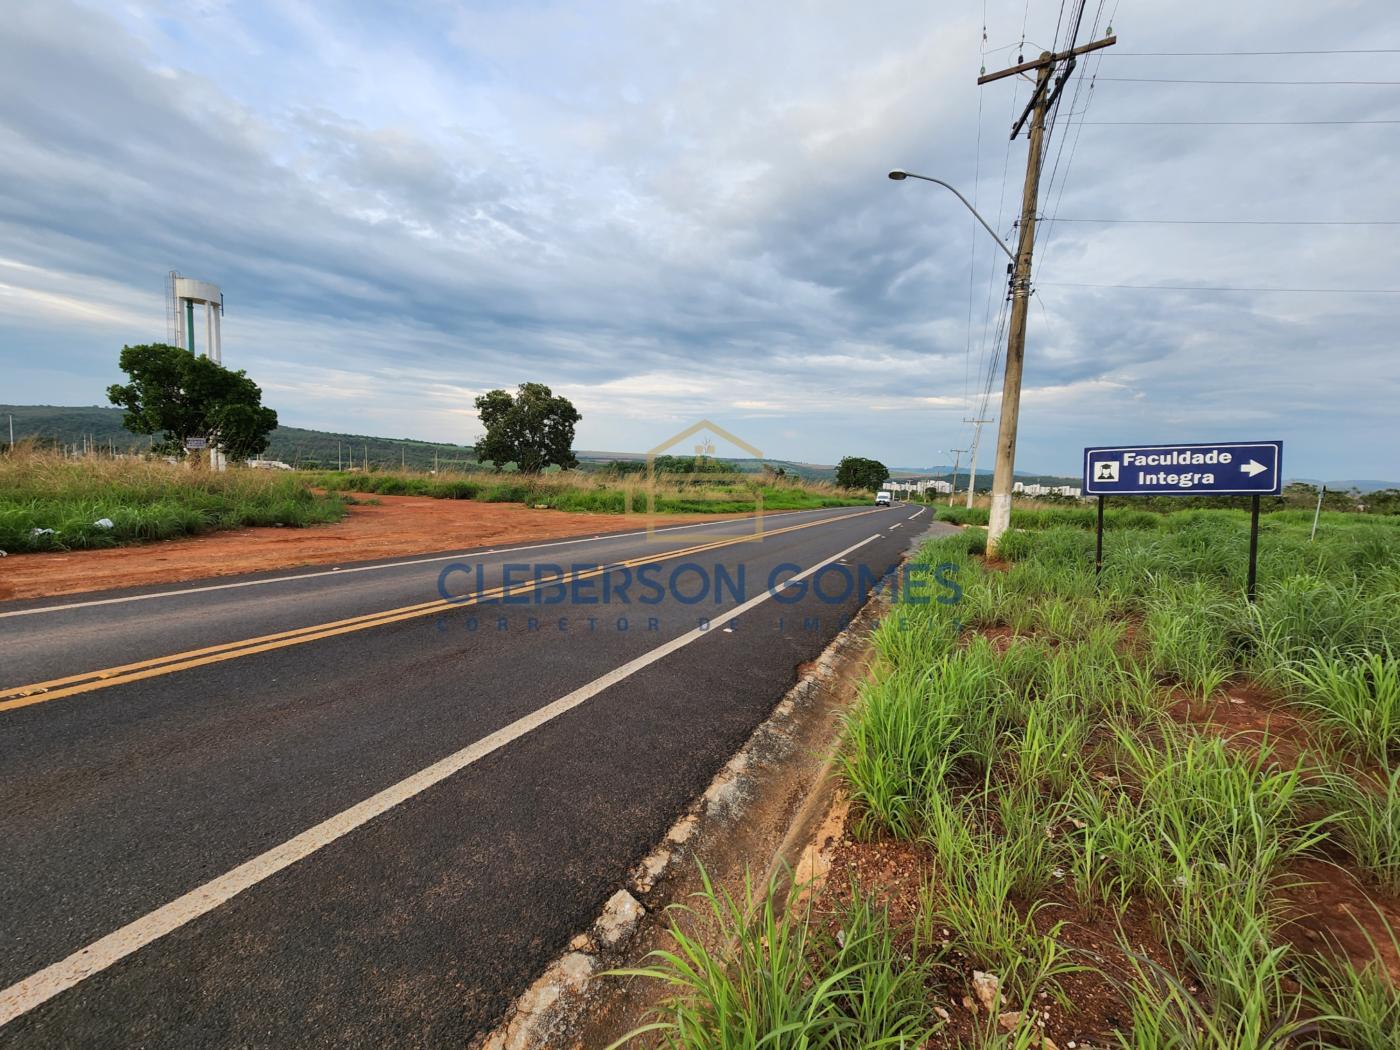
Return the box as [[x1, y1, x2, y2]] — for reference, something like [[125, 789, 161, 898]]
[[0, 507, 859, 620], [889, 523, 901, 530], [0, 530, 882, 1026], [908, 507, 928, 520]]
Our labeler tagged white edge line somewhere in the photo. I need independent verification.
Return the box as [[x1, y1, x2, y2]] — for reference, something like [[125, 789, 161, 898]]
[[0, 530, 882, 1026], [0, 507, 858, 620]]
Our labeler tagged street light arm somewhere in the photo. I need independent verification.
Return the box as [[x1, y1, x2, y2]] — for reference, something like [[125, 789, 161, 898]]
[[888, 170, 1015, 261]]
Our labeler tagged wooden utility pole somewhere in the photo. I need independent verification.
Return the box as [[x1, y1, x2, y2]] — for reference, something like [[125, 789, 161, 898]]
[[980, 34, 1116, 554]]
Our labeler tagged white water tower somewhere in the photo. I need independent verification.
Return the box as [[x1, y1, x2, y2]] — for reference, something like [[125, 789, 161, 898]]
[[166, 271, 223, 363], [165, 271, 228, 468]]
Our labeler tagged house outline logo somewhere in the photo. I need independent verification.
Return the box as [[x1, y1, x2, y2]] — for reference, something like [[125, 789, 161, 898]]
[[637, 419, 766, 543]]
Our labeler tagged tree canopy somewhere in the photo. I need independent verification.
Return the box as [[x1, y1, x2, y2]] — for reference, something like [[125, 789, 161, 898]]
[[106, 344, 278, 460], [652, 454, 733, 477], [474, 382, 581, 472], [835, 456, 890, 491]]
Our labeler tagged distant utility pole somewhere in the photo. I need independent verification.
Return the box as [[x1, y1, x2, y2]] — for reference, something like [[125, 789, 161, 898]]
[[979, 32, 1117, 554], [963, 417, 992, 509], [7, 413, 13, 449], [338, 441, 343, 471], [948, 448, 968, 507]]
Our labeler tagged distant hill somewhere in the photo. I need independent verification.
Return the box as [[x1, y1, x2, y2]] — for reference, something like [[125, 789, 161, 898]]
[[1292, 477, 1400, 493], [575, 451, 838, 482], [575, 452, 1074, 486]]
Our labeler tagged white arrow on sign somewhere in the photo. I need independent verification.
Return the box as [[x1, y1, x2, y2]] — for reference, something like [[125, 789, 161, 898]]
[[1241, 459, 1268, 477]]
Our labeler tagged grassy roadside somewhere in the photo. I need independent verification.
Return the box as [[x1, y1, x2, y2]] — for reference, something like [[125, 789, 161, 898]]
[[613, 511, 1400, 1048], [0, 452, 867, 555], [300, 469, 869, 514], [0, 450, 348, 552], [934, 502, 1384, 534]]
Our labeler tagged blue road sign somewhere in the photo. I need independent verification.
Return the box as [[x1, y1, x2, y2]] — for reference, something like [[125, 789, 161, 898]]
[[1083, 441, 1283, 497]]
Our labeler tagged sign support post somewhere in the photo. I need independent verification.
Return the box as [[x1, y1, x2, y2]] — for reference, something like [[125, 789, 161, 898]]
[[1247, 495, 1261, 603], [1095, 495, 1105, 577]]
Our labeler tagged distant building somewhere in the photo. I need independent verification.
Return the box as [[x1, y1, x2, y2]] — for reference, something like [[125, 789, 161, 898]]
[[1013, 481, 1082, 498], [888, 479, 953, 495]]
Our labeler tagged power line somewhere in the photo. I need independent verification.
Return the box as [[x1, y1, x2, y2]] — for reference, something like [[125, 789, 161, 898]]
[[964, 9, 989, 415], [1041, 281, 1400, 293], [1104, 49, 1400, 56], [1040, 0, 1092, 161], [1036, 0, 1114, 266], [1064, 118, 1400, 124], [1046, 217, 1400, 225], [1097, 76, 1400, 85], [973, 58, 1022, 429]]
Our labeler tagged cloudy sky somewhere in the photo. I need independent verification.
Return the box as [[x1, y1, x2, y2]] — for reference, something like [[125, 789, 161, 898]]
[[2, 1, 1397, 478]]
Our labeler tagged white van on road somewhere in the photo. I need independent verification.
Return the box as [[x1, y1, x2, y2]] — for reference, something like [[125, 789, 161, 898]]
[[875, 489, 892, 506]]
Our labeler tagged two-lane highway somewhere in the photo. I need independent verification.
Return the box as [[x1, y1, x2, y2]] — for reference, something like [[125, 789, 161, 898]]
[[0, 503, 949, 1046]]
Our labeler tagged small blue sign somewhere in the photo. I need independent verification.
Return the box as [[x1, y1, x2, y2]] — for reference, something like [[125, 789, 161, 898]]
[[1084, 441, 1283, 497]]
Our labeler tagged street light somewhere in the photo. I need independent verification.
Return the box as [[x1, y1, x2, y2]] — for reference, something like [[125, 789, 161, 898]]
[[890, 168, 1021, 550], [887, 171, 1013, 261]]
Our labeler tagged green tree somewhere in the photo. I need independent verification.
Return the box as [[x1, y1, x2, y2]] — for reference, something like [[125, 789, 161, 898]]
[[601, 459, 647, 478], [474, 382, 581, 472], [1280, 481, 1320, 508], [1363, 488, 1400, 515], [835, 456, 889, 491], [106, 344, 278, 461], [652, 454, 732, 479]]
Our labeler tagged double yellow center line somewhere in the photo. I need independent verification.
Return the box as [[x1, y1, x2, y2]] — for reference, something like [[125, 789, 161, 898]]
[[1, 508, 885, 713]]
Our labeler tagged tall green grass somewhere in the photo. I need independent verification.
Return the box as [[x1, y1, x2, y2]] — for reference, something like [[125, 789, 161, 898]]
[[618, 510, 1399, 1046], [305, 469, 867, 515], [1299, 912, 1400, 1049], [0, 450, 347, 551], [609, 869, 942, 1049], [1282, 649, 1399, 767], [1310, 766, 1400, 893]]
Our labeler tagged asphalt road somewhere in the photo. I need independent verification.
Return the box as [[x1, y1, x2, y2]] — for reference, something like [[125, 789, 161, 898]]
[[0, 503, 951, 1047]]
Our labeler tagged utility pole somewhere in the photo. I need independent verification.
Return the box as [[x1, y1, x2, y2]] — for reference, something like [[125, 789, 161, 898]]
[[979, 33, 1116, 554], [948, 448, 968, 507], [1310, 485, 1325, 542], [963, 416, 992, 509]]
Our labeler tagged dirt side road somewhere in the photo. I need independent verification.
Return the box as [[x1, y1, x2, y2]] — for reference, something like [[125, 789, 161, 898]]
[[0, 494, 731, 603]]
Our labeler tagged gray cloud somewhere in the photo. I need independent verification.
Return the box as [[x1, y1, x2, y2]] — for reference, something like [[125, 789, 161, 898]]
[[0, 0, 1396, 477]]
